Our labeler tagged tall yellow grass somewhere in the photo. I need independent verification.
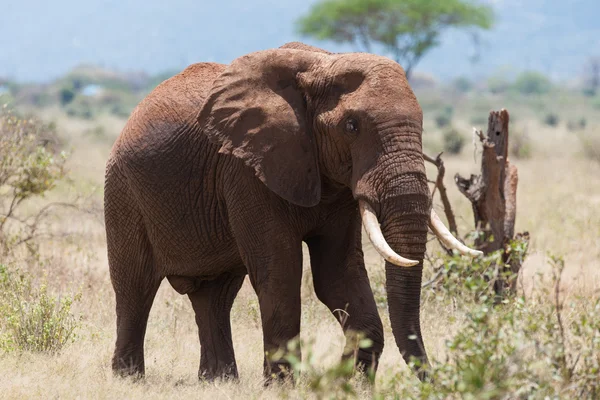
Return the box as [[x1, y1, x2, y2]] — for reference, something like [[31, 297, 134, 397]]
[[1, 108, 598, 398]]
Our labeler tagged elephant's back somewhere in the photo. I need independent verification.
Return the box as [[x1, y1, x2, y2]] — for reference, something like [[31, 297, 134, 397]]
[[106, 60, 228, 204], [110, 62, 226, 162]]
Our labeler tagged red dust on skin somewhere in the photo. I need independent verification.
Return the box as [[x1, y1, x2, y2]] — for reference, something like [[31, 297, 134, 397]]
[[104, 42, 472, 383]]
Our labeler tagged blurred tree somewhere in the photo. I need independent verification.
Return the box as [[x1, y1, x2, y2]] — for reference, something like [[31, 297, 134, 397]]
[[486, 74, 510, 94], [582, 56, 600, 96], [512, 71, 552, 95], [59, 87, 75, 106], [453, 76, 472, 93], [297, 0, 494, 79]]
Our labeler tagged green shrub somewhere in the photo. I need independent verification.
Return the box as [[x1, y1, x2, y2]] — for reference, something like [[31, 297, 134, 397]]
[[277, 251, 600, 398], [59, 87, 76, 106], [84, 125, 108, 141], [543, 112, 560, 127], [470, 114, 488, 126], [272, 336, 372, 397], [434, 113, 452, 128], [510, 130, 533, 159], [0, 108, 82, 354], [65, 98, 94, 120], [109, 103, 131, 118], [442, 128, 465, 155], [426, 236, 527, 303], [0, 264, 81, 353], [0, 107, 68, 254], [434, 106, 454, 128], [487, 75, 510, 94], [583, 87, 596, 97], [453, 76, 472, 93], [376, 254, 600, 399], [260, 247, 600, 398], [513, 71, 552, 95], [567, 117, 587, 131]]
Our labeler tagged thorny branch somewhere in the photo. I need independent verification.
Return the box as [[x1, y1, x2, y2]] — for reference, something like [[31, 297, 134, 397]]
[[0, 194, 101, 256], [424, 152, 458, 235]]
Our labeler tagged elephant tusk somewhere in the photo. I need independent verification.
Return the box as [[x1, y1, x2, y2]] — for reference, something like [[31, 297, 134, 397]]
[[429, 209, 483, 257], [359, 200, 419, 267]]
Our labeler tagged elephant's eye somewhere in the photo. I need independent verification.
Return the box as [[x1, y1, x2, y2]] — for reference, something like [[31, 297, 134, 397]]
[[345, 118, 359, 134]]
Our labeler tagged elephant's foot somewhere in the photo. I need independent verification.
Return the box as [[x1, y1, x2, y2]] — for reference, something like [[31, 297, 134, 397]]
[[112, 350, 145, 379], [338, 347, 380, 384], [199, 361, 239, 382], [354, 349, 380, 376], [263, 359, 294, 386]]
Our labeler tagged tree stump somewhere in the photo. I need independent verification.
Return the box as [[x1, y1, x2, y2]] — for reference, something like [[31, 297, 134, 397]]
[[454, 109, 528, 296]]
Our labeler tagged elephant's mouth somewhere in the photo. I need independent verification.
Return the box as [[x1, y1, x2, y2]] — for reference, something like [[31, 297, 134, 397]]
[[358, 199, 481, 267]]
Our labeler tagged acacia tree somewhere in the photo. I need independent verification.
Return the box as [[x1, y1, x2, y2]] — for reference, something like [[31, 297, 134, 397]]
[[297, 0, 494, 79]]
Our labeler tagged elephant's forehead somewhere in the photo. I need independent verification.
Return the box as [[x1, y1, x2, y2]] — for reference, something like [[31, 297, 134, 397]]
[[365, 63, 408, 89], [334, 53, 405, 76]]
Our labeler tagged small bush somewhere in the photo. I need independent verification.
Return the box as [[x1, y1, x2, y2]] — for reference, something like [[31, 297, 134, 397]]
[[427, 237, 527, 303], [434, 113, 451, 128], [567, 117, 587, 131], [109, 103, 131, 118], [453, 76, 472, 93], [487, 75, 510, 94], [59, 87, 76, 106], [0, 107, 68, 254], [379, 254, 600, 399], [442, 129, 465, 155], [84, 125, 108, 141], [513, 71, 552, 95], [470, 114, 488, 126], [543, 112, 560, 127], [434, 106, 454, 128], [510, 130, 533, 159], [0, 264, 81, 353], [583, 87, 596, 97], [270, 335, 373, 398], [65, 100, 94, 120]]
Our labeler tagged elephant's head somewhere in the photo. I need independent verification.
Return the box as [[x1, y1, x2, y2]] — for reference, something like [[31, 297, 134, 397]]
[[198, 46, 480, 373]]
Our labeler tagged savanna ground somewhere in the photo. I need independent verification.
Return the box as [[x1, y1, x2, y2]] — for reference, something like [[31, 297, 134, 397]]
[[1, 78, 599, 398]]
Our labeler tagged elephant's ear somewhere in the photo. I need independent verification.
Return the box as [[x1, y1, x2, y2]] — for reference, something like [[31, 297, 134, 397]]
[[198, 49, 322, 207]]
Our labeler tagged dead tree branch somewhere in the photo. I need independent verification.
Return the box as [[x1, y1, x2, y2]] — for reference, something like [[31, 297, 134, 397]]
[[424, 152, 458, 236]]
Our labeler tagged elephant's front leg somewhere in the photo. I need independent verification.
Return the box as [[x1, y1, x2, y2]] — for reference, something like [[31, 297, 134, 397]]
[[255, 270, 302, 382], [305, 205, 384, 374], [229, 209, 303, 383]]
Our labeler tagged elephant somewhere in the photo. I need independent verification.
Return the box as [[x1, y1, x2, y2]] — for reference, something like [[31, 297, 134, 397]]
[[104, 41, 480, 382]]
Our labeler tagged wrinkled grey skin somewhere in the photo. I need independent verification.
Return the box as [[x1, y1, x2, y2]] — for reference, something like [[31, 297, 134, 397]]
[[104, 42, 431, 382]]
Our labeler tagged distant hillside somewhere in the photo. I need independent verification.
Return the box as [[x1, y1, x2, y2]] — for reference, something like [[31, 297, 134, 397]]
[[1, 0, 599, 82]]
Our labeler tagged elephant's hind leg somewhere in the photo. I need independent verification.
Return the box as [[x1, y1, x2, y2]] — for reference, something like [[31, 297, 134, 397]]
[[187, 272, 245, 381], [105, 172, 162, 377]]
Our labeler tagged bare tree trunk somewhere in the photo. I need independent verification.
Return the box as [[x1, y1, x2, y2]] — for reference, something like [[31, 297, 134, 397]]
[[454, 109, 528, 297]]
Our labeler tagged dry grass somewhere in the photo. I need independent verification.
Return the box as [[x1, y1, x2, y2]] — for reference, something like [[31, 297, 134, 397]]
[[1, 109, 599, 399]]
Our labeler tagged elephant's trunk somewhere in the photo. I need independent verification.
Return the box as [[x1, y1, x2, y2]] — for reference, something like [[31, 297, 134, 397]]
[[354, 140, 432, 376], [378, 183, 431, 377], [352, 122, 479, 377]]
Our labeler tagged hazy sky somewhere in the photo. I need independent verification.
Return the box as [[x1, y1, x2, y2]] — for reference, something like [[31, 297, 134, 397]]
[[2, 0, 599, 82]]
